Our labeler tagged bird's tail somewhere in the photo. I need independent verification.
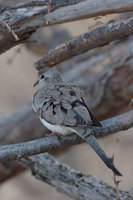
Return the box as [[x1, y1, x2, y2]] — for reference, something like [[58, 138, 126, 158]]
[[75, 128, 122, 176]]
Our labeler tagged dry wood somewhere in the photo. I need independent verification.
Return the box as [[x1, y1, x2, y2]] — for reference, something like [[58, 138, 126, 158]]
[[36, 16, 133, 69], [0, 110, 132, 161], [21, 153, 132, 200], [0, 19, 19, 41], [0, 0, 133, 53]]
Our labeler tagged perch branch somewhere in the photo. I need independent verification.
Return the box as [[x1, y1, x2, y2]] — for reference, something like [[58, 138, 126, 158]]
[[36, 16, 133, 69], [0, 110, 132, 162], [1, 0, 133, 53], [21, 153, 132, 200]]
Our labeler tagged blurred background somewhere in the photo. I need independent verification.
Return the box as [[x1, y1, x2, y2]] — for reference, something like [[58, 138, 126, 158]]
[[0, 1, 133, 199]]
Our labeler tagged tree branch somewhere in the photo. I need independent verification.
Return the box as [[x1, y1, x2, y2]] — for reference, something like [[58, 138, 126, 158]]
[[1, 0, 133, 54], [0, 110, 132, 162], [21, 153, 132, 200], [35, 16, 133, 69]]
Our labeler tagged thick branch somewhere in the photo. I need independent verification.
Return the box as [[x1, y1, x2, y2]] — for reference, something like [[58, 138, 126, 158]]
[[1, 0, 133, 53], [36, 16, 133, 69], [0, 110, 132, 162], [21, 153, 132, 200]]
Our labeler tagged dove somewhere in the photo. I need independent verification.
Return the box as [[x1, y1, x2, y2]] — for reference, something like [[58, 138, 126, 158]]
[[32, 67, 122, 176]]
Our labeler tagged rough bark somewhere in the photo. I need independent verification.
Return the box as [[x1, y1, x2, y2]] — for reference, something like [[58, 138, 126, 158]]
[[0, 110, 132, 162], [1, 0, 133, 54], [35, 16, 133, 69], [21, 153, 132, 200]]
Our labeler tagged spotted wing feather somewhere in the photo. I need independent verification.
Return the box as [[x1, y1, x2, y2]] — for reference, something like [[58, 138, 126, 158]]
[[33, 85, 101, 127]]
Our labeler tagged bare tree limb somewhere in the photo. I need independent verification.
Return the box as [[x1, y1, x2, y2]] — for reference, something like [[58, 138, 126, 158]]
[[35, 16, 133, 69], [21, 153, 132, 200], [0, 110, 132, 162], [1, 0, 133, 54]]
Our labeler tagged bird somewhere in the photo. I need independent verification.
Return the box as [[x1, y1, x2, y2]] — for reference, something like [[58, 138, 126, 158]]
[[32, 67, 122, 176]]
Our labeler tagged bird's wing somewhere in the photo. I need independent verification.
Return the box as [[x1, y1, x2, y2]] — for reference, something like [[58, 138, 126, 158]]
[[34, 85, 101, 127]]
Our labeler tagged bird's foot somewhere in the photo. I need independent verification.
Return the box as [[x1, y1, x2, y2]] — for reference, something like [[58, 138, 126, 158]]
[[45, 132, 59, 138]]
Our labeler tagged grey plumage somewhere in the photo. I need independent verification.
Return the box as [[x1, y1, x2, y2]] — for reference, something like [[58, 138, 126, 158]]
[[33, 67, 122, 176]]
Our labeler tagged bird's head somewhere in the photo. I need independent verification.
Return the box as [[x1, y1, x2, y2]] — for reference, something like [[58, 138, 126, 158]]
[[33, 67, 63, 87]]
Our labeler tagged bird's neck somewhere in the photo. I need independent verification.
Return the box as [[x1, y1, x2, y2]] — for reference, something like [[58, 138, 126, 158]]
[[40, 80, 63, 89]]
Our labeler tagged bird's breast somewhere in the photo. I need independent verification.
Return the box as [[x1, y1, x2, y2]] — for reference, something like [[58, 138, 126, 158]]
[[39, 118, 73, 135]]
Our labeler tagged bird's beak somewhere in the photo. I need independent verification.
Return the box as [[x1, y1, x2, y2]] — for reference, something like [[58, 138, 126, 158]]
[[33, 80, 39, 87]]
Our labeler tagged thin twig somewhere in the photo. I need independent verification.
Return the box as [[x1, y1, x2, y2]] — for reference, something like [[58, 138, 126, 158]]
[[0, 19, 20, 41], [112, 138, 121, 200], [129, 99, 133, 107], [46, 0, 52, 24]]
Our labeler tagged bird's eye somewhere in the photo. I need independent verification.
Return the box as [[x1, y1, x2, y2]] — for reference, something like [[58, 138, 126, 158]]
[[41, 74, 45, 79]]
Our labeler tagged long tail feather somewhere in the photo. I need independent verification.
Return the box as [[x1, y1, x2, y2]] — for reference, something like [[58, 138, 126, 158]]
[[76, 129, 122, 176]]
